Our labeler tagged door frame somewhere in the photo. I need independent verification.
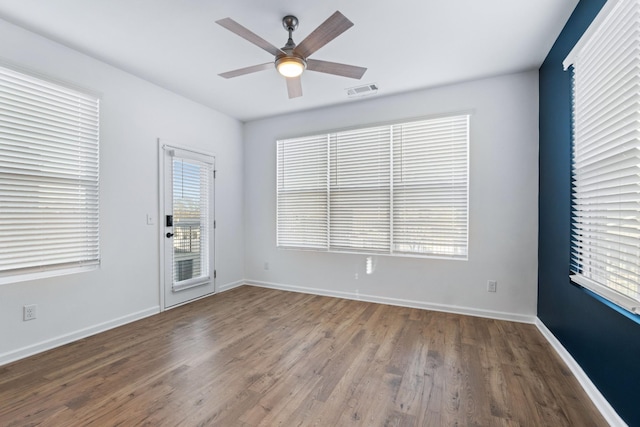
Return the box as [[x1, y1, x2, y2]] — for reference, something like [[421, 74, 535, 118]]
[[157, 139, 216, 311]]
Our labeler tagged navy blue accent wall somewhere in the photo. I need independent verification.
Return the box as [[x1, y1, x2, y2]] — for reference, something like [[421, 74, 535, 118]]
[[539, 1, 640, 425]]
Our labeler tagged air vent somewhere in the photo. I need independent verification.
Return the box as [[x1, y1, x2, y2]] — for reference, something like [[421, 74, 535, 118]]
[[346, 83, 378, 98]]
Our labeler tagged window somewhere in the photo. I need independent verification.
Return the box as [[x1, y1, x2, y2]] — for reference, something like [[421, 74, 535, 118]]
[[277, 114, 469, 259], [0, 64, 100, 283], [171, 153, 212, 290], [565, 0, 640, 313]]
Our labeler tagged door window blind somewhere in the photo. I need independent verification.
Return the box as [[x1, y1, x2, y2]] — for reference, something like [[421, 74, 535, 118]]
[[276, 114, 469, 259], [172, 156, 211, 289], [566, 0, 640, 312], [0, 65, 100, 281]]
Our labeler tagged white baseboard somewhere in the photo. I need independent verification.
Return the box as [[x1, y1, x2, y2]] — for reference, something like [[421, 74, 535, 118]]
[[218, 279, 244, 293], [0, 306, 159, 367], [535, 318, 627, 427], [164, 280, 245, 311], [245, 279, 536, 324], [0, 279, 624, 426], [2, 280, 245, 366]]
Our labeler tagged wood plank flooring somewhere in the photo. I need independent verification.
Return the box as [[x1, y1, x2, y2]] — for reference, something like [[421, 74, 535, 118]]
[[0, 286, 607, 426]]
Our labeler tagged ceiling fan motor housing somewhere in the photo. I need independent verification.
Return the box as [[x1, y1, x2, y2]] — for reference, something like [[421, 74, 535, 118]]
[[217, 11, 366, 98], [282, 15, 299, 32]]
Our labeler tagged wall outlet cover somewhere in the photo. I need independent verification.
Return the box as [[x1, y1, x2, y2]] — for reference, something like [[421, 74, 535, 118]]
[[487, 280, 497, 293], [23, 304, 37, 321]]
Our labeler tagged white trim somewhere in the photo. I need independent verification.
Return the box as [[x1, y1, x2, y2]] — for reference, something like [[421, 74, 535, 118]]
[[158, 138, 166, 311], [162, 290, 216, 311], [563, 0, 622, 70], [0, 263, 98, 286], [570, 274, 640, 314], [245, 279, 535, 324], [173, 277, 212, 292], [155, 280, 244, 312], [218, 279, 245, 293], [1, 280, 243, 366], [535, 318, 628, 427], [161, 142, 216, 160], [0, 306, 159, 367], [276, 245, 469, 261], [163, 144, 215, 165]]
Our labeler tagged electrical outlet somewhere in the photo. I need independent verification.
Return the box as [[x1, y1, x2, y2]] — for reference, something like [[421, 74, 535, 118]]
[[23, 304, 37, 321], [487, 280, 497, 293], [264, 262, 270, 270]]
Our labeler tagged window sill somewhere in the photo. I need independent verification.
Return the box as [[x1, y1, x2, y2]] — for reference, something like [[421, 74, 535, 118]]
[[570, 274, 640, 326], [277, 245, 468, 261], [0, 263, 99, 286]]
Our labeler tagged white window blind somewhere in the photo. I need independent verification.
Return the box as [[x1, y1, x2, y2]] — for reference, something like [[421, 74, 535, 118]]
[[566, 0, 640, 313], [276, 114, 469, 259], [392, 116, 469, 257], [0, 65, 100, 282], [172, 156, 211, 290], [277, 134, 328, 249], [330, 126, 391, 252]]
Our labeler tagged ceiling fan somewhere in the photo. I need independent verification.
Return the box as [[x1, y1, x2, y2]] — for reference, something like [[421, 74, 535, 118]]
[[216, 11, 367, 99]]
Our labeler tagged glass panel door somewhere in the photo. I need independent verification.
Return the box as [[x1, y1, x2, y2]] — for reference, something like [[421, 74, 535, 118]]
[[162, 145, 215, 308]]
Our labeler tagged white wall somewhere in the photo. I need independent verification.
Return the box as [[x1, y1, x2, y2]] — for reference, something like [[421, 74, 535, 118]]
[[244, 71, 539, 320], [0, 19, 244, 363], [0, 16, 538, 364]]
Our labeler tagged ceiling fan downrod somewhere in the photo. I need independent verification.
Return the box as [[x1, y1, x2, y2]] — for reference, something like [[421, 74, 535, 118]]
[[276, 15, 306, 79], [282, 15, 299, 50], [216, 11, 367, 98]]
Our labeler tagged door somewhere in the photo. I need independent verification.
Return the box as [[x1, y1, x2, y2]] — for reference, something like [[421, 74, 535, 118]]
[[161, 144, 215, 308]]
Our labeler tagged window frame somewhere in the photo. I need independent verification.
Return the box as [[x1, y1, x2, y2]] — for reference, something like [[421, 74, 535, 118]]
[[276, 113, 470, 260], [0, 62, 100, 285], [565, 0, 640, 315]]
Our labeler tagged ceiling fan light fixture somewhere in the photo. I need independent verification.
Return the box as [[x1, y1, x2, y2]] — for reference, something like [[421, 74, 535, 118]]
[[217, 12, 366, 98], [276, 56, 306, 78]]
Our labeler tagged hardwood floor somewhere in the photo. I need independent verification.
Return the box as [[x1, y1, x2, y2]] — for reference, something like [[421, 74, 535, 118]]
[[0, 286, 607, 426]]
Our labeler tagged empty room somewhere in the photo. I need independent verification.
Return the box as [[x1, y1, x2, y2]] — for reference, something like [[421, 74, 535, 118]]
[[0, 0, 639, 425]]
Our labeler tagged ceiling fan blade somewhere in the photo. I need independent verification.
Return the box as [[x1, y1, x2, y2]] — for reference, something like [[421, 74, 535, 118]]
[[219, 62, 273, 79], [293, 11, 353, 59], [216, 18, 285, 57], [286, 76, 303, 98], [306, 59, 367, 79]]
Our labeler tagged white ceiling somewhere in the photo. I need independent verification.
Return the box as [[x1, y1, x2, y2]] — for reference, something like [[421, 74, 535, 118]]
[[0, 0, 578, 122]]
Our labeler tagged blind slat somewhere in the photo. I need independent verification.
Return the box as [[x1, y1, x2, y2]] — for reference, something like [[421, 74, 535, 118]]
[[277, 114, 469, 258], [569, 0, 640, 310], [170, 156, 212, 287], [0, 64, 100, 278]]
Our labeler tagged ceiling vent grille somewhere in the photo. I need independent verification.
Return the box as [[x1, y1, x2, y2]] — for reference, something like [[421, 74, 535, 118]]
[[346, 83, 378, 98]]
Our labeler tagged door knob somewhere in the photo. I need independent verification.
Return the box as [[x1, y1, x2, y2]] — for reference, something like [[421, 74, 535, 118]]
[[166, 232, 174, 238]]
